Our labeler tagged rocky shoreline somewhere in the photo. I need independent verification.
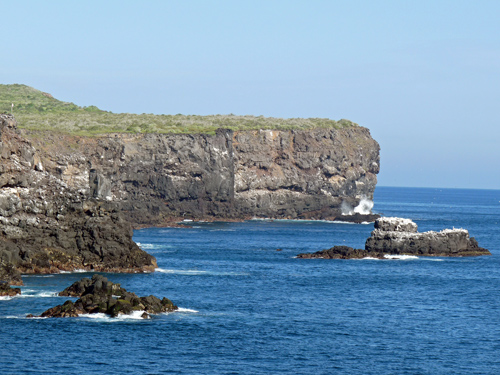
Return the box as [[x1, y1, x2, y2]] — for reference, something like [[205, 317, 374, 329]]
[[297, 217, 491, 259], [0, 113, 380, 285]]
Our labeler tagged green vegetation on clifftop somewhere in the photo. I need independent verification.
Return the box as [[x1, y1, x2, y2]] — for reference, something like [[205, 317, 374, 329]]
[[1, 84, 357, 135]]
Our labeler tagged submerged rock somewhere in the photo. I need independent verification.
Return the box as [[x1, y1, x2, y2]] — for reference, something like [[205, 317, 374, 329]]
[[297, 217, 491, 259], [33, 274, 177, 319]]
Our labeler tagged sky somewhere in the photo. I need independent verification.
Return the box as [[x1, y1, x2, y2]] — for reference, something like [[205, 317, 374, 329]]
[[2, 0, 499, 189]]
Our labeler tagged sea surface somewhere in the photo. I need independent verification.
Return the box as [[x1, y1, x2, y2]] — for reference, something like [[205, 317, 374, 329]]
[[1, 187, 499, 374]]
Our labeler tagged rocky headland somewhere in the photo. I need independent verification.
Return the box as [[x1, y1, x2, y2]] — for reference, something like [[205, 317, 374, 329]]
[[0, 114, 157, 286], [29, 274, 177, 319], [0, 111, 380, 285], [297, 217, 491, 259]]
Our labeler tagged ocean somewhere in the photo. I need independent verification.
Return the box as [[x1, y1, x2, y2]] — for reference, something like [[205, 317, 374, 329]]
[[1, 186, 499, 374]]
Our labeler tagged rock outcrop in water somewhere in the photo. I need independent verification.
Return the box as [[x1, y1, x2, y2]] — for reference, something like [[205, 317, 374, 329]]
[[0, 280, 21, 297], [365, 217, 490, 257], [297, 217, 491, 259], [30, 274, 177, 319]]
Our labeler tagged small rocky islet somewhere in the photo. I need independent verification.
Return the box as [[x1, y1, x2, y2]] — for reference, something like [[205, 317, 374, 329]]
[[27, 274, 177, 319], [297, 217, 491, 259]]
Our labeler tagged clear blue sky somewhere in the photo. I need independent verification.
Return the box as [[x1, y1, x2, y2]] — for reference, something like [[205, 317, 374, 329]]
[[3, 1, 499, 189]]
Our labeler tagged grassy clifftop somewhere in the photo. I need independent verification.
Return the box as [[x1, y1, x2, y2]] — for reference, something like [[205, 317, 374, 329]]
[[1, 84, 357, 135]]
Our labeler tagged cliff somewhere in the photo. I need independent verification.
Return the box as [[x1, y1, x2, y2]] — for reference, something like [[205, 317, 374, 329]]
[[0, 114, 157, 285], [23, 126, 380, 225], [0, 112, 380, 284]]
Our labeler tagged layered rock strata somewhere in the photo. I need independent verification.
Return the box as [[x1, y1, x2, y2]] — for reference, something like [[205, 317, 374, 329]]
[[0, 113, 380, 284], [23, 126, 380, 225], [30, 274, 177, 319], [297, 217, 491, 259], [0, 115, 157, 284]]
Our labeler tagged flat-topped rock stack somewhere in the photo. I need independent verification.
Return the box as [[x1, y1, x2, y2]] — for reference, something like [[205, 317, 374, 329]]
[[365, 217, 490, 257], [297, 217, 491, 259]]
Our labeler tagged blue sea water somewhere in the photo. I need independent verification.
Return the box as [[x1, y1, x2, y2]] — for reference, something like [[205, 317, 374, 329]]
[[1, 187, 499, 374]]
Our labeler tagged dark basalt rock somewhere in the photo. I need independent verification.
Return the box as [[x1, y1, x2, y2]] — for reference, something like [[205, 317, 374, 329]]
[[0, 119, 157, 284], [0, 280, 21, 297], [1, 114, 381, 283], [0, 261, 23, 286], [24, 126, 380, 226], [34, 274, 178, 319], [297, 245, 384, 259], [297, 217, 491, 259]]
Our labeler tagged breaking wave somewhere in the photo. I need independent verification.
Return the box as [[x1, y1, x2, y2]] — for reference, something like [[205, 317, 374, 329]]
[[155, 268, 248, 276], [341, 197, 374, 215], [383, 254, 419, 260]]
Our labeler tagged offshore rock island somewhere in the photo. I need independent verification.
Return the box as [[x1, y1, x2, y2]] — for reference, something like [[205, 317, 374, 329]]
[[297, 217, 491, 259], [28, 274, 177, 319], [0, 84, 380, 285]]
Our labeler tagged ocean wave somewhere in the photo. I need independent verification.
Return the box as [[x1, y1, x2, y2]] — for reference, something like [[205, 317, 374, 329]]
[[23, 275, 54, 278], [17, 291, 59, 298], [58, 269, 88, 274], [383, 254, 419, 260], [80, 310, 149, 321], [0, 296, 14, 301], [155, 268, 248, 276], [176, 307, 199, 313]]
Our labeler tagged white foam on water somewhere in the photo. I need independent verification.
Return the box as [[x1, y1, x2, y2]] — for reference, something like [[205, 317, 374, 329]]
[[80, 310, 149, 322], [177, 307, 199, 313], [24, 275, 54, 278], [17, 291, 59, 298], [155, 268, 248, 276], [4, 315, 46, 319], [58, 269, 88, 274], [0, 296, 13, 301], [383, 254, 419, 260], [156, 268, 210, 275], [356, 257, 382, 260]]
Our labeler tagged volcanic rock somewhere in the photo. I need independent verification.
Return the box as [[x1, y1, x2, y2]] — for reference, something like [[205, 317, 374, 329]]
[[297, 217, 491, 259], [0, 280, 21, 297], [0, 117, 157, 284], [365, 217, 490, 257], [35, 274, 178, 318]]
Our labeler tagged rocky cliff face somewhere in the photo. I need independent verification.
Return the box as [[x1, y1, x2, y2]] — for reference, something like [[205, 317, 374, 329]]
[[0, 115, 157, 284], [0, 115, 380, 284], [24, 126, 380, 225]]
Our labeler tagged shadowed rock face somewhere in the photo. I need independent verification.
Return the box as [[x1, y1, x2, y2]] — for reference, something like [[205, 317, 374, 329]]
[[31, 274, 177, 319], [297, 217, 491, 259], [0, 116, 157, 283]]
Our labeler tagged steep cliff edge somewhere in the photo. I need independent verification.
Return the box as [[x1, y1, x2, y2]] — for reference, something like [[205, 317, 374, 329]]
[[0, 112, 379, 284], [0, 115, 157, 284], [23, 126, 380, 225]]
